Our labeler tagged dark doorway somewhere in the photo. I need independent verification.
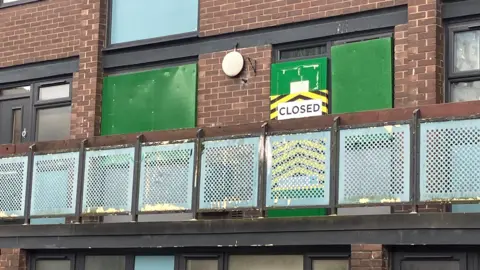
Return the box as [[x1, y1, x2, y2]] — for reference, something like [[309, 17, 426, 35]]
[[0, 98, 31, 144]]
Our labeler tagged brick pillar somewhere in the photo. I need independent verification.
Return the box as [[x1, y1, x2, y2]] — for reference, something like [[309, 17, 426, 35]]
[[351, 244, 388, 270], [394, 24, 409, 107], [406, 0, 444, 106], [0, 249, 27, 270], [197, 45, 272, 127], [71, 0, 108, 139]]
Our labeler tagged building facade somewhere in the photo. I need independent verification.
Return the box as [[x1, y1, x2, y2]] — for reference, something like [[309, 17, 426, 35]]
[[0, 0, 479, 270]]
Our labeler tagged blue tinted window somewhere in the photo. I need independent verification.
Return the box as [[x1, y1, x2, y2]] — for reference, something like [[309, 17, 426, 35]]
[[135, 256, 175, 270], [110, 0, 198, 44]]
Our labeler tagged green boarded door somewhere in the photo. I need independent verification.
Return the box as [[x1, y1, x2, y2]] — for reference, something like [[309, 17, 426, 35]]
[[101, 64, 197, 136], [271, 57, 328, 95], [331, 38, 393, 114]]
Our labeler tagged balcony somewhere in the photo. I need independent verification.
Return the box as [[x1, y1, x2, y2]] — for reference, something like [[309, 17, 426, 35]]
[[1, 101, 480, 224]]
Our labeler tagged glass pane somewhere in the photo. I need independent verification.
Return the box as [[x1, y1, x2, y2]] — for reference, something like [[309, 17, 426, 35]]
[[85, 256, 125, 270], [110, 0, 198, 44], [451, 80, 480, 102], [187, 260, 218, 270], [229, 255, 303, 270], [36, 106, 71, 142], [135, 256, 174, 270], [12, 109, 22, 144], [280, 45, 327, 60], [401, 260, 459, 270], [313, 260, 349, 270], [36, 260, 70, 270], [39, 84, 70, 101], [454, 30, 480, 72], [0, 86, 30, 97]]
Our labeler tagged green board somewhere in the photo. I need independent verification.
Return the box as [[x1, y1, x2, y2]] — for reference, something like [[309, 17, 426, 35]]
[[267, 208, 327, 218], [101, 64, 197, 136], [331, 38, 393, 114], [271, 57, 328, 96]]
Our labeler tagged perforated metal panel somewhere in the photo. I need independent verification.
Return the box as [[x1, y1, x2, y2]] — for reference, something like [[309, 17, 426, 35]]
[[139, 143, 195, 212], [266, 132, 330, 207], [199, 137, 260, 210], [338, 125, 410, 204], [0, 156, 28, 217], [31, 152, 79, 216], [420, 119, 480, 201], [83, 148, 135, 214]]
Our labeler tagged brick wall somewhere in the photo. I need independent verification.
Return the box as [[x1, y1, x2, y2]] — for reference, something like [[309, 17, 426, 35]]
[[0, 0, 81, 67], [199, 0, 408, 36], [197, 45, 272, 127], [0, 249, 26, 270], [405, 0, 444, 106], [351, 244, 388, 270], [70, 0, 107, 139]]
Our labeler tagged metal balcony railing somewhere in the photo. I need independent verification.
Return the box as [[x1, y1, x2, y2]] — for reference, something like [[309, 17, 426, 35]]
[[1, 101, 480, 224]]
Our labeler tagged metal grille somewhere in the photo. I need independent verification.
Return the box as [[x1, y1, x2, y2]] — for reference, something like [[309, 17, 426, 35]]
[[31, 152, 79, 216], [266, 132, 330, 207], [338, 125, 410, 204], [199, 137, 260, 210], [139, 143, 195, 212], [83, 148, 135, 214], [0, 156, 28, 217], [420, 119, 480, 201]]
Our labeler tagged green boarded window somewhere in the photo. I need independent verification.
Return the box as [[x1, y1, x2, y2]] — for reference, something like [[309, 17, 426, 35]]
[[331, 37, 393, 114], [101, 64, 197, 136], [271, 57, 328, 96]]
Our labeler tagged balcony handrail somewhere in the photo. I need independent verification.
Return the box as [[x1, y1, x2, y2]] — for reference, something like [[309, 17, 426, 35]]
[[0, 100, 480, 224], [2, 100, 480, 156]]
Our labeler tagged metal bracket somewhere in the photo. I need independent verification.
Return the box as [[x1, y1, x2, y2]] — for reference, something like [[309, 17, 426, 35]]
[[247, 57, 257, 75]]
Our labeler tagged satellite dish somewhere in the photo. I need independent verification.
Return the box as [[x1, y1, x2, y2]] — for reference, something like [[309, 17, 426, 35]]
[[222, 51, 244, 77]]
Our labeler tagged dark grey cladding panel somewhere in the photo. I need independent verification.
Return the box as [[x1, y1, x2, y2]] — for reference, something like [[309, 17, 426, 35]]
[[0, 57, 79, 85], [443, 0, 480, 20]]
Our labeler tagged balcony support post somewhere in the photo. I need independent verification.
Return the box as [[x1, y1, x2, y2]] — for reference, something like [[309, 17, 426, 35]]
[[258, 122, 268, 218], [329, 117, 340, 216], [191, 129, 204, 220], [410, 109, 420, 214], [23, 144, 36, 225], [74, 139, 87, 224], [131, 134, 144, 222]]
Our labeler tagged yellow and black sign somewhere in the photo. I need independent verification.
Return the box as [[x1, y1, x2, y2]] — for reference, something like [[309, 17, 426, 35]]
[[270, 90, 329, 120]]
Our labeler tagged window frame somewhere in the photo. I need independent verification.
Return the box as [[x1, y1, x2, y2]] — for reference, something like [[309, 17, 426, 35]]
[[30, 254, 76, 270], [28, 248, 350, 270], [446, 19, 480, 102], [0, 76, 72, 143], [392, 251, 468, 270], [31, 79, 72, 142], [105, 0, 200, 49], [0, 0, 40, 9]]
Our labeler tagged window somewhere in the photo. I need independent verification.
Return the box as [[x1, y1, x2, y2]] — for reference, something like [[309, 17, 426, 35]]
[[85, 256, 125, 270], [34, 82, 72, 142], [101, 64, 197, 136], [135, 256, 175, 270], [0, 79, 72, 144], [109, 0, 199, 45], [0, 0, 40, 8], [447, 22, 480, 102], [271, 33, 393, 118], [36, 260, 70, 270], [229, 255, 303, 270]]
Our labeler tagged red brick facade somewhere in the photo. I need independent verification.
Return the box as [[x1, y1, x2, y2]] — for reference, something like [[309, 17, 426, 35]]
[[351, 244, 388, 270], [197, 45, 272, 126], [0, 0, 81, 67], [0, 0, 447, 269]]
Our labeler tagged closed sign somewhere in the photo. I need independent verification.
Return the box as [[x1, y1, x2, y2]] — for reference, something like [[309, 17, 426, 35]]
[[277, 99, 323, 120]]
